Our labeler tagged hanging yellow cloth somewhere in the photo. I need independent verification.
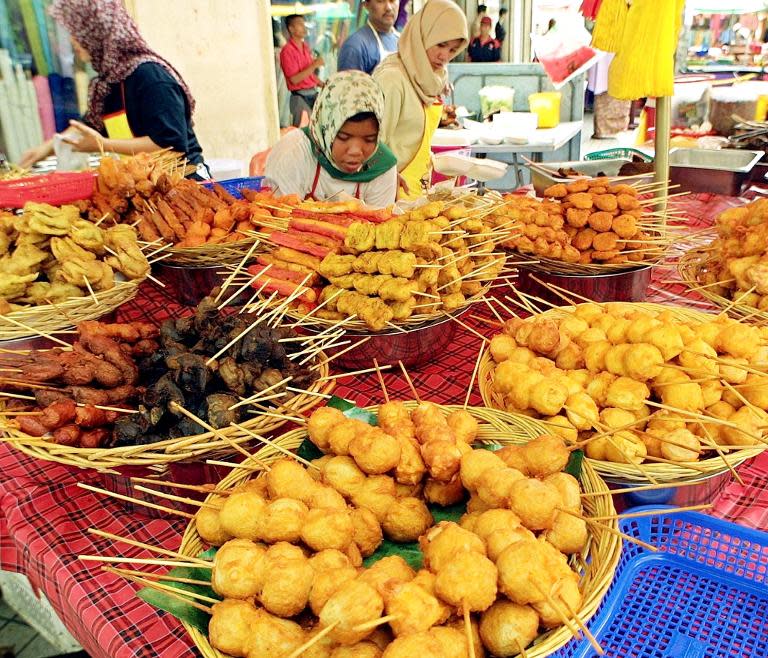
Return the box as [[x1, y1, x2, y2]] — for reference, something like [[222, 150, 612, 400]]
[[591, 0, 628, 53]]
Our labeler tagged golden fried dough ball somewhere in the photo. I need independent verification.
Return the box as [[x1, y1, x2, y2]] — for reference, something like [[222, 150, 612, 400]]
[[392, 435, 426, 486], [328, 421, 362, 456], [617, 192, 639, 210], [490, 334, 517, 363], [412, 401, 448, 432], [612, 214, 637, 238], [719, 357, 749, 385], [494, 445, 530, 474], [381, 632, 443, 657], [435, 551, 498, 611], [532, 575, 583, 629], [606, 377, 650, 411], [626, 316, 662, 344], [740, 373, 768, 409], [721, 406, 767, 446], [349, 428, 402, 475], [421, 522, 486, 572], [494, 360, 533, 396], [594, 231, 620, 253], [460, 449, 506, 491], [351, 507, 383, 557], [544, 183, 568, 198], [386, 578, 448, 636], [555, 342, 585, 370], [219, 491, 266, 542], [700, 380, 723, 408], [324, 456, 367, 497], [545, 513, 588, 554], [310, 484, 349, 511], [382, 496, 433, 542], [544, 472, 581, 511], [256, 498, 308, 543], [358, 556, 415, 599], [623, 343, 664, 381], [476, 466, 525, 507], [301, 508, 355, 552], [445, 618, 484, 658], [593, 193, 618, 212], [309, 407, 347, 452], [195, 496, 231, 547], [479, 600, 539, 657], [267, 458, 320, 502], [563, 392, 598, 431], [602, 344, 629, 376], [506, 371, 545, 411], [717, 323, 761, 360], [310, 549, 351, 572], [643, 325, 684, 361], [604, 430, 647, 464], [568, 192, 593, 209], [574, 327, 608, 350], [522, 434, 570, 477], [421, 439, 464, 482], [212, 539, 267, 599], [447, 409, 479, 444], [424, 475, 466, 506], [660, 428, 701, 462], [566, 179, 591, 193], [320, 580, 385, 646], [496, 539, 554, 604], [508, 478, 560, 530], [260, 544, 314, 617], [659, 379, 704, 412], [587, 211, 613, 233], [560, 315, 590, 338], [486, 526, 537, 562], [310, 565, 359, 616], [600, 407, 636, 431], [472, 508, 522, 540], [303, 627, 337, 658], [572, 227, 596, 251], [584, 372, 615, 407], [209, 599, 260, 658], [679, 339, 719, 377], [543, 415, 579, 443], [378, 401, 417, 442], [529, 378, 569, 416], [566, 207, 589, 228], [331, 642, 382, 658], [245, 608, 306, 658], [352, 475, 397, 522], [527, 319, 562, 355], [583, 340, 611, 373]]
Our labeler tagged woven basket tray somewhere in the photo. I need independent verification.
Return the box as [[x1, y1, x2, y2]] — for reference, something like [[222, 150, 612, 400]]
[[0, 356, 333, 470], [677, 244, 768, 323], [164, 236, 265, 267], [178, 403, 621, 658], [0, 277, 144, 342], [478, 302, 767, 484]]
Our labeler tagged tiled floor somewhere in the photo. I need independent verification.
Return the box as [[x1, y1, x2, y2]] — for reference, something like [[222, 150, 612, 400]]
[[0, 596, 82, 658]]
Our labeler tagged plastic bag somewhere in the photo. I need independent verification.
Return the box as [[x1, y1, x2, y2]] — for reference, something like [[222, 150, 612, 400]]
[[479, 86, 515, 118], [532, 22, 603, 89]]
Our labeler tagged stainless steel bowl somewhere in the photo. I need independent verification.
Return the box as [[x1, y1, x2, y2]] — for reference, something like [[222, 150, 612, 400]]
[[607, 469, 734, 509], [516, 265, 652, 305], [315, 308, 471, 370], [156, 262, 254, 307]]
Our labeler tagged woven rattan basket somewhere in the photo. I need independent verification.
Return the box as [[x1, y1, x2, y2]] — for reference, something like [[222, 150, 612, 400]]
[[478, 302, 767, 484], [178, 403, 621, 658], [0, 357, 333, 469], [164, 236, 265, 267], [677, 245, 768, 323], [0, 277, 144, 341]]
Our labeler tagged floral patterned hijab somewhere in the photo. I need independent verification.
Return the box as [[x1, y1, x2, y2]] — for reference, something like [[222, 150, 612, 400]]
[[50, 0, 195, 132], [303, 70, 397, 183]]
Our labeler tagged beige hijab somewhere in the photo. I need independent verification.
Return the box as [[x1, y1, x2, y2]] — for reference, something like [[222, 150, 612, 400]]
[[377, 0, 468, 105]]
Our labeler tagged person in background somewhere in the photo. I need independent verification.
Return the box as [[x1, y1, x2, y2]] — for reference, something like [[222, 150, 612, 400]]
[[280, 14, 324, 127], [374, 0, 468, 198], [19, 0, 206, 174], [471, 4, 488, 39], [468, 16, 501, 62], [338, 0, 399, 75], [264, 71, 398, 208], [496, 7, 508, 54], [395, 0, 410, 30]]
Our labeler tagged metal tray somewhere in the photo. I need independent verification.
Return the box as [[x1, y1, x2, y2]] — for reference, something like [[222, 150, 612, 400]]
[[517, 265, 652, 305], [669, 148, 763, 196]]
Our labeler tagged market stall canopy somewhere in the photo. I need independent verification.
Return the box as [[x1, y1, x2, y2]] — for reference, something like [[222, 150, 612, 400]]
[[688, 0, 768, 14]]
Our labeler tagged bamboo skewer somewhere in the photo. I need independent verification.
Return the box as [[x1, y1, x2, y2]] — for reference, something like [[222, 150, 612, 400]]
[[80, 555, 204, 568], [104, 566, 211, 587], [129, 477, 223, 496], [351, 615, 398, 633], [231, 423, 319, 470], [397, 361, 421, 402], [77, 483, 195, 519], [87, 528, 211, 566], [580, 479, 708, 497], [464, 341, 485, 410], [131, 485, 220, 510], [373, 358, 389, 403], [104, 566, 218, 605], [107, 568, 214, 614], [285, 622, 340, 658], [587, 503, 712, 523]]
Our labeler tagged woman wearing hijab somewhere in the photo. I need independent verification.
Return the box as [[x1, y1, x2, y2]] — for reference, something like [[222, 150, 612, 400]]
[[19, 0, 205, 176], [264, 70, 398, 208], [373, 0, 468, 199]]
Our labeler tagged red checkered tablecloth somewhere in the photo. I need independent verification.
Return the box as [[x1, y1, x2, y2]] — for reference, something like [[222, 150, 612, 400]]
[[1, 192, 767, 658]]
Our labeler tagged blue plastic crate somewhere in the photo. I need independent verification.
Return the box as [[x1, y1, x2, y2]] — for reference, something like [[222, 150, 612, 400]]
[[204, 176, 264, 199], [584, 148, 654, 163], [555, 506, 768, 658]]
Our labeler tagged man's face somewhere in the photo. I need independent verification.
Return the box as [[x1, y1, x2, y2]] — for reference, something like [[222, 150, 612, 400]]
[[288, 17, 307, 40], [365, 0, 398, 31]]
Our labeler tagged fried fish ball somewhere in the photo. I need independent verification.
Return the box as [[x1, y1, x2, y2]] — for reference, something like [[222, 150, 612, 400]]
[[358, 556, 416, 598], [377, 401, 417, 441], [496, 539, 555, 605], [310, 484, 349, 511], [545, 513, 588, 554], [260, 544, 314, 617], [320, 580, 385, 645], [542, 415, 579, 443], [219, 491, 267, 542], [479, 600, 539, 657], [720, 406, 767, 446], [331, 642, 383, 658], [585, 371, 616, 407], [310, 549, 352, 572], [623, 343, 664, 381], [532, 575, 583, 628], [717, 323, 761, 360], [351, 507, 383, 557], [603, 344, 630, 376], [574, 326, 608, 349], [460, 449, 506, 491], [679, 339, 719, 377], [435, 551, 498, 611], [421, 521, 486, 572], [308, 407, 347, 452], [490, 334, 517, 363], [740, 373, 768, 409], [352, 475, 397, 522], [421, 439, 464, 482], [600, 407, 636, 431], [582, 340, 610, 373], [522, 434, 570, 477], [386, 578, 447, 636], [587, 211, 613, 233], [486, 526, 537, 562], [209, 599, 260, 658], [564, 391, 599, 432], [506, 370, 544, 411], [447, 409, 479, 444], [572, 227, 596, 251], [612, 214, 637, 238], [660, 428, 701, 462], [381, 632, 443, 657], [245, 608, 306, 658], [604, 430, 647, 464], [310, 565, 359, 616], [593, 194, 618, 212], [349, 428, 402, 475], [476, 466, 525, 508], [508, 478, 560, 530], [324, 456, 367, 498], [593, 230, 618, 252], [301, 508, 355, 552], [328, 420, 365, 456], [494, 445, 530, 474], [719, 357, 749, 385], [606, 377, 650, 412], [643, 325, 684, 361], [529, 379, 568, 416], [212, 539, 267, 599], [701, 380, 723, 408], [567, 192, 593, 209], [254, 498, 308, 543], [424, 475, 466, 506], [566, 206, 589, 228], [472, 509, 522, 541], [392, 435, 427, 486], [555, 342, 585, 370], [266, 458, 319, 502], [544, 472, 581, 511], [382, 496, 433, 542], [659, 379, 704, 412], [195, 496, 231, 547]]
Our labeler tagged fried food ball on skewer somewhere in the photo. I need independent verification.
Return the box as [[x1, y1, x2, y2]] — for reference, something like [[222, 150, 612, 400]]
[[494, 445, 530, 474], [351, 508, 383, 557], [385, 576, 449, 636], [435, 551, 498, 611], [309, 484, 349, 511], [490, 334, 517, 363], [476, 466, 525, 508], [382, 496, 433, 542], [352, 475, 397, 522], [244, 608, 306, 658], [565, 391, 599, 431], [529, 379, 569, 416], [544, 472, 581, 512], [301, 508, 355, 552], [324, 456, 367, 498], [209, 599, 261, 658], [447, 409, 479, 444], [260, 542, 314, 617], [329, 419, 373, 456], [421, 439, 464, 482], [377, 401, 417, 441], [658, 378, 704, 412], [532, 575, 583, 629], [381, 631, 443, 657], [195, 496, 231, 547], [719, 357, 749, 385], [421, 522, 486, 572], [545, 513, 588, 554], [310, 565, 359, 616], [218, 491, 266, 542], [716, 323, 761, 360], [256, 498, 308, 543], [266, 458, 320, 502], [331, 642, 382, 658], [358, 556, 415, 598], [308, 407, 347, 452], [412, 402, 452, 441], [320, 580, 385, 645], [349, 428, 402, 475], [424, 474, 466, 506], [496, 539, 556, 605], [211, 539, 267, 599], [721, 406, 768, 446], [507, 478, 560, 530], [521, 434, 570, 478], [606, 377, 650, 412], [430, 626, 473, 658], [623, 343, 665, 381], [604, 430, 647, 464], [479, 600, 539, 658], [660, 428, 701, 462]]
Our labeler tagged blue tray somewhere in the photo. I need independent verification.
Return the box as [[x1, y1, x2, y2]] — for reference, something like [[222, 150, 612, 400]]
[[556, 506, 768, 658], [204, 176, 264, 199]]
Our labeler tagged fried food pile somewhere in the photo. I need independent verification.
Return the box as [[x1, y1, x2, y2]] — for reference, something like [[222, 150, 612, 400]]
[[2, 294, 319, 449], [251, 200, 506, 331], [0, 203, 149, 314], [73, 155, 282, 249], [488, 178, 658, 266], [195, 403, 591, 658], [487, 302, 768, 465], [698, 199, 768, 310]]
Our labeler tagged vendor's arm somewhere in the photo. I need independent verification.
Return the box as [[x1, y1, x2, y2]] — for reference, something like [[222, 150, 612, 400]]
[[263, 129, 313, 198], [18, 125, 81, 168], [63, 120, 159, 155], [362, 166, 399, 208]]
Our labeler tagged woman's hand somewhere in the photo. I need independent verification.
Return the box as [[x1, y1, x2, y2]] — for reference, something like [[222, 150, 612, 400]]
[[62, 120, 105, 153], [397, 173, 410, 195], [18, 142, 53, 169]]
